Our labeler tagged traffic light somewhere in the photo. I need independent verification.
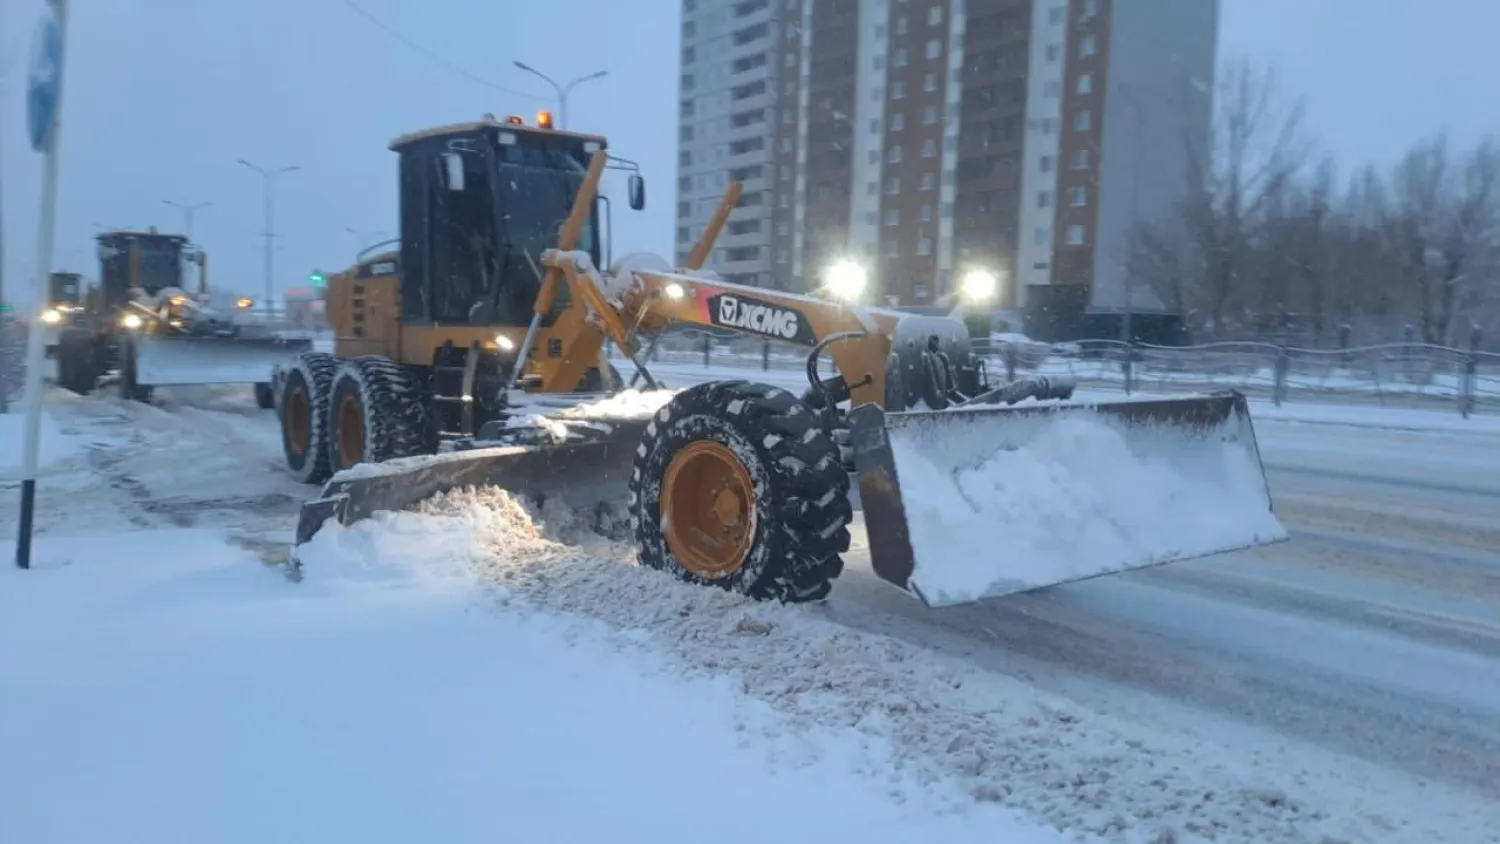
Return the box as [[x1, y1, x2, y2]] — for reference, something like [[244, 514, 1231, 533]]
[[310, 269, 325, 287]]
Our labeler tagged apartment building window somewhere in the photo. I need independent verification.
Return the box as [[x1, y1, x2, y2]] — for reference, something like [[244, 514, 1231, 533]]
[[885, 240, 899, 257], [896, 16, 907, 34], [780, 137, 792, 152], [685, 0, 696, 11], [1072, 149, 1090, 169], [1037, 190, 1051, 208], [677, 201, 691, 217], [925, 39, 941, 60], [941, 201, 954, 217], [894, 48, 908, 68], [1070, 186, 1088, 206], [921, 138, 936, 158], [1082, 0, 1100, 19], [733, 0, 768, 15], [892, 81, 906, 100], [681, 125, 694, 142], [681, 74, 696, 92], [929, 6, 943, 25], [1074, 109, 1092, 131], [1080, 35, 1096, 56], [888, 145, 902, 163], [729, 164, 764, 181], [1044, 80, 1060, 98], [919, 204, 932, 222], [920, 172, 935, 190], [679, 151, 692, 167], [1040, 155, 1054, 172], [1046, 44, 1060, 62], [683, 20, 696, 38], [922, 105, 937, 124], [732, 23, 768, 45], [1076, 73, 1093, 94], [868, 181, 878, 195], [890, 112, 905, 131], [732, 52, 768, 73], [726, 246, 761, 262], [923, 72, 937, 91], [784, 110, 795, 125], [1034, 227, 1050, 245], [785, 52, 797, 67], [1048, 6, 1065, 24], [886, 176, 900, 195], [682, 47, 696, 64], [677, 226, 691, 243], [873, 54, 884, 70], [1066, 224, 1087, 245], [680, 99, 695, 117], [917, 236, 933, 255], [885, 209, 900, 226], [728, 218, 763, 235]]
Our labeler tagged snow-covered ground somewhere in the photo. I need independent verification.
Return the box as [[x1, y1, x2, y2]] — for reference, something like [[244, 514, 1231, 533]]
[[2, 366, 1498, 843]]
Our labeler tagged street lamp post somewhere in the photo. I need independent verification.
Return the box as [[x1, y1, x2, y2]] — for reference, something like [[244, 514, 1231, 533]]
[[161, 199, 211, 240], [512, 62, 607, 129], [345, 227, 388, 253], [238, 159, 299, 313]]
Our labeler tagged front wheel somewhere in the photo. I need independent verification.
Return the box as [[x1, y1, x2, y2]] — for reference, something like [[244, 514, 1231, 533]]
[[629, 380, 852, 603], [279, 352, 341, 484], [325, 355, 435, 474]]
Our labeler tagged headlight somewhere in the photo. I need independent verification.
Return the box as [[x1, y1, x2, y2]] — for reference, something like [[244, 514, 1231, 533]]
[[824, 260, 867, 301], [235, 297, 254, 310], [120, 313, 144, 330], [663, 282, 685, 300], [494, 334, 516, 351], [39, 308, 63, 325], [959, 269, 999, 303]]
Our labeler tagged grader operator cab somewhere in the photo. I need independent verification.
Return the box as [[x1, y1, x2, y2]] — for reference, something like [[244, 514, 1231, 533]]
[[52, 229, 311, 404], [280, 116, 1286, 608]]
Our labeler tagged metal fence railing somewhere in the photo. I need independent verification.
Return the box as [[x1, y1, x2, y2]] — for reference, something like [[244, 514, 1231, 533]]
[[626, 329, 1500, 418], [5, 316, 1496, 419]]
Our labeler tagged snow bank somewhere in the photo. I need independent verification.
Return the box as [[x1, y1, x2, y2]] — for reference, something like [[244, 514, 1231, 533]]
[[290, 488, 1467, 844], [0, 529, 1068, 844], [0, 404, 90, 474], [887, 407, 1287, 605]]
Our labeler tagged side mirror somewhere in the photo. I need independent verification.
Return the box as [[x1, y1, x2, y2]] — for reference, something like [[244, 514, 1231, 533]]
[[442, 152, 466, 192], [627, 173, 646, 210]]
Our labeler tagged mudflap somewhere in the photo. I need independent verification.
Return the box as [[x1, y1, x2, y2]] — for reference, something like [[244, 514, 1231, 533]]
[[289, 417, 651, 569], [848, 391, 1287, 607], [132, 335, 314, 387]]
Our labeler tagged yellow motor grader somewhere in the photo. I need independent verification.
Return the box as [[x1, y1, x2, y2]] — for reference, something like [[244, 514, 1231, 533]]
[[278, 115, 1285, 606]]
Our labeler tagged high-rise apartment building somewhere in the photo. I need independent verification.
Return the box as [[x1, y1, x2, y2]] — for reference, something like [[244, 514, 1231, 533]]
[[675, 0, 1217, 326]]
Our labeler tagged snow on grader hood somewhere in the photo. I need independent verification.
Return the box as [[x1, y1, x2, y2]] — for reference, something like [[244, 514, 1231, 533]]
[[283, 148, 1286, 607]]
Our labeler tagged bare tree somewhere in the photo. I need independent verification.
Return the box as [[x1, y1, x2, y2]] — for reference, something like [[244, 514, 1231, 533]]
[[1129, 58, 1314, 338]]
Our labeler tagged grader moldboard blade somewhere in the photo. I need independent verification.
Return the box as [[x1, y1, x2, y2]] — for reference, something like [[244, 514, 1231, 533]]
[[849, 390, 1287, 607], [133, 335, 314, 387], [291, 417, 650, 559]]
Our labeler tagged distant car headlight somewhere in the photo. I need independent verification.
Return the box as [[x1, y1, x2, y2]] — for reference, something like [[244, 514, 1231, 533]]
[[120, 313, 144, 330], [39, 308, 63, 325]]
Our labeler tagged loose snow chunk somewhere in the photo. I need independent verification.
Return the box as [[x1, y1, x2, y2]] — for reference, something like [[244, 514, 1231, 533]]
[[887, 408, 1287, 606]]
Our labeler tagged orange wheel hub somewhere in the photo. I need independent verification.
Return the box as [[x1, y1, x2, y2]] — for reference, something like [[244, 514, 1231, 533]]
[[661, 440, 756, 578], [284, 385, 310, 456], [336, 392, 366, 468]]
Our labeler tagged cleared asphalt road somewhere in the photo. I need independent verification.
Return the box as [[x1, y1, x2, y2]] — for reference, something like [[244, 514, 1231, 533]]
[[825, 417, 1500, 799]]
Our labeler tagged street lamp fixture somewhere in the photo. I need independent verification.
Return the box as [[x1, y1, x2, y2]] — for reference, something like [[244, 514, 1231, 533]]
[[512, 62, 608, 130]]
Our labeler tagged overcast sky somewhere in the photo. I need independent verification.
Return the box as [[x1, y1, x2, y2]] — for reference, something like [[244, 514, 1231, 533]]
[[1, 0, 1495, 307]]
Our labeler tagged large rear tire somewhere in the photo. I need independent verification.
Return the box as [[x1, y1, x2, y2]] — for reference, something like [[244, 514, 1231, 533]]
[[326, 355, 434, 474], [629, 380, 852, 603], [279, 351, 340, 484]]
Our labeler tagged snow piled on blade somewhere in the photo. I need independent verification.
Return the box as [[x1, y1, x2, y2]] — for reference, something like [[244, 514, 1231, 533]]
[[554, 387, 680, 419], [888, 406, 1287, 605], [289, 487, 1470, 844]]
